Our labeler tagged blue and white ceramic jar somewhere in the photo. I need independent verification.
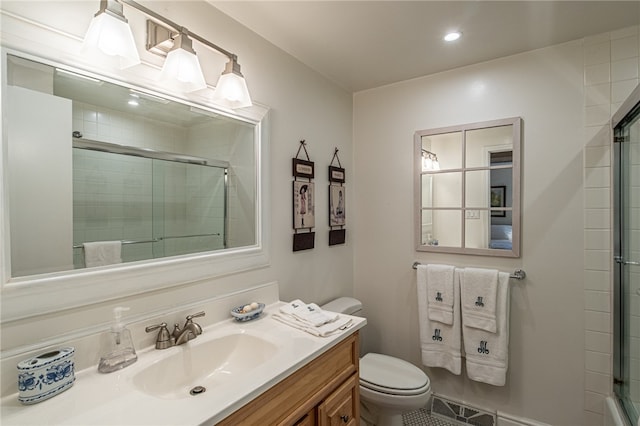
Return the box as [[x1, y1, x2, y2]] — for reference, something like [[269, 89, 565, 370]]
[[17, 347, 75, 405]]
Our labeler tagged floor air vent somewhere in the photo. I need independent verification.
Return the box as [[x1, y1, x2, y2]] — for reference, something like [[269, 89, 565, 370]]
[[430, 394, 496, 426]]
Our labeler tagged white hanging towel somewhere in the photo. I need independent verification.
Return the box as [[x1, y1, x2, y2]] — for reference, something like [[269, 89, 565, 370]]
[[462, 271, 510, 386], [461, 267, 499, 333], [83, 241, 122, 267], [417, 264, 462, 375], [425, 264, 456, 325]]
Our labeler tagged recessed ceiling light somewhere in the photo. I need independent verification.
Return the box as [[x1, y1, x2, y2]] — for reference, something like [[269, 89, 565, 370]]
[[444, 32, 461, 42]]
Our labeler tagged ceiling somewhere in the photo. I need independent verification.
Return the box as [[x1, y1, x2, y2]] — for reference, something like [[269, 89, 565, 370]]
[[211, 1, 640, 93]]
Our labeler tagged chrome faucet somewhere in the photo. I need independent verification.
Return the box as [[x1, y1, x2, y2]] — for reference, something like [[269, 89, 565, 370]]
[[145, 311, 205, 349]]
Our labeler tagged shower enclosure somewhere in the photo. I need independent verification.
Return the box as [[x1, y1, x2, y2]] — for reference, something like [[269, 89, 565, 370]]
[[612, 85, 640, 426], [72, 140, 229, 268]]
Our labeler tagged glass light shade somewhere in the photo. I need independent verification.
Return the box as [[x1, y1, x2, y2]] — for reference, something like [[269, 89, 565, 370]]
[[81, 13, 140, 69], [422, 156, 432, 171], [432, 160, 440, 170], [212, 72, 252, 109], [159, 48, 207, 93]]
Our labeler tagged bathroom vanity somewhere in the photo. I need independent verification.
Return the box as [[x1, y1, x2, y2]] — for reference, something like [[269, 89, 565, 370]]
[[218, 332, 360, 425], [0, 303, 365, 426]]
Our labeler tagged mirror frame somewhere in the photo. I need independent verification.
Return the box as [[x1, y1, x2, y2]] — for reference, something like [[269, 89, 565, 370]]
[[414, 117, 521, 258], [0, 49, 271, 322]]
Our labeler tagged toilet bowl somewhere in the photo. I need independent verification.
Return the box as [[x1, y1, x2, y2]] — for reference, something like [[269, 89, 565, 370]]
[[321, 297, 432, 426]]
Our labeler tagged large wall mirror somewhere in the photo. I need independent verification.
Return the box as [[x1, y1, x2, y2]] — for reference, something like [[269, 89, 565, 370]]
[[414, 117, 521, 257], [1, 51, 270, 320]]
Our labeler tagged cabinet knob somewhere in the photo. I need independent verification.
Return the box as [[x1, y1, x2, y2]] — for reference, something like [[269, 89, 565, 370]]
[[340, 415, 349, 423]]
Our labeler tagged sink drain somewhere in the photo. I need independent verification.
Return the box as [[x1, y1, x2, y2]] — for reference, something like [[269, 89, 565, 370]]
[[190, 386, 206, 396]]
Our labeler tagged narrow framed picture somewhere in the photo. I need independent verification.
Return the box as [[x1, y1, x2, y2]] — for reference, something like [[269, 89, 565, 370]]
[[490, 185, 506, 217], [292, 158, 314, 179], [328, 166, 345, 183], [329, 184, 346, 226], [293, 181, 315, 229]]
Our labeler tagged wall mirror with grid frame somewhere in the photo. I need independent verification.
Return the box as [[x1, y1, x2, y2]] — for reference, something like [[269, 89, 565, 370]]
[[414, 117, 521, 257]]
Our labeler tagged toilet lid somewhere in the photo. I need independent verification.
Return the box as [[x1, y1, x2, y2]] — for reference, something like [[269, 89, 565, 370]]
[[360, 353, 430, 396]]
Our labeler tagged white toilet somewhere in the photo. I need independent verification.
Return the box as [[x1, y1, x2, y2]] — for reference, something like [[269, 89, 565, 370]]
[[321, 297, 431, 426]]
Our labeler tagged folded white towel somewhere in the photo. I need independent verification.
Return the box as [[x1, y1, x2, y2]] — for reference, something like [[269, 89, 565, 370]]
[[462, 271, 510, 386], [461, 267, 499, 333], [83, 241, 122, 268], [272, 312, 353, 337], [417, 265, 462, 375], [426, 264, 456, 325], [280, 299, 339, 327]]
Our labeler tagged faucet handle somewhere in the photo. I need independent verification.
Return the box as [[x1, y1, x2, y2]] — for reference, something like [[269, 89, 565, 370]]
[[145, 322, 174, 350], [186, 311, 205, 321]]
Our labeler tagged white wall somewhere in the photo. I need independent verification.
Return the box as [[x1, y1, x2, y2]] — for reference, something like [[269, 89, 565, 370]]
[[354, 41, 587, 424], [0, 0, 353, 395]]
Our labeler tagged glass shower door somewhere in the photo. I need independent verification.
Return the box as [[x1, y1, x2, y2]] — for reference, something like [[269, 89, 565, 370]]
[[613, 97, 640, 426]]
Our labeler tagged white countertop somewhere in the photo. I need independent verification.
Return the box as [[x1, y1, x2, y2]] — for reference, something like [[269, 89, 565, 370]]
[[1, 303, 366, 425]]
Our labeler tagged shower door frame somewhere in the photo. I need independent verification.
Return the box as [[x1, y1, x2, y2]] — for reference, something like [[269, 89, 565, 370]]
[[611, 83, 640, 426]]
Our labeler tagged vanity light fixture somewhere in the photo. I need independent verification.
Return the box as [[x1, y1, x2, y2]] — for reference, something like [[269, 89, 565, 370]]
[[81, 0, 141, 69], [146, 18, 252, 107], [210, 56, 252, 109], [444, 31, 461, 42], [158, 28, 207, 93], [422, 149, 440, 171], [82, 0, 253, 107]]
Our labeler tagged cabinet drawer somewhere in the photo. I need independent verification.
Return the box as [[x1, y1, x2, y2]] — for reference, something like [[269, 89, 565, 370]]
[[217, 332, 359, 425], [318, 374, 359, 426]]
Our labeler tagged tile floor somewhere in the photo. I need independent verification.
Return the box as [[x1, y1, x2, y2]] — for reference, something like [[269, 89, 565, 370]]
[[403, 408, 459, 426]]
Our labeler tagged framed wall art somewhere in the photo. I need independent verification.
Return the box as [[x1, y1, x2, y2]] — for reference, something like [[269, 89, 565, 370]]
[[491, 185, 506, 217], [328, 148, 346, 246], [293, 181, 315, 229], [292, 140, 315, 251]]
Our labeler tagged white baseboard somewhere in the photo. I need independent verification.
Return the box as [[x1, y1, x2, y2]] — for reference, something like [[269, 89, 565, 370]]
[[497, 411, 551, 426]]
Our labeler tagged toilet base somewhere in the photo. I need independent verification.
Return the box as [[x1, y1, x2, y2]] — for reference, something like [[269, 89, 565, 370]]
[[360, 400, 405, 426]]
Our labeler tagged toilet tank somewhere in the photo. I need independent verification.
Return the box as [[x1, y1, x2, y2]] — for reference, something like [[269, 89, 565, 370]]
[[321, 297, 363, 316]]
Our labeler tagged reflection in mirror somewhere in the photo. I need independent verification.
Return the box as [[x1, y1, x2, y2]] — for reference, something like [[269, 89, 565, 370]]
[[414, 117, 521, 257], [6, 54, 258, 277]]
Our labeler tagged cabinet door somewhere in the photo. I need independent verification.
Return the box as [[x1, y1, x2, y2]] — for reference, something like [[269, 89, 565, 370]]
[[318, 374, 359, 426]]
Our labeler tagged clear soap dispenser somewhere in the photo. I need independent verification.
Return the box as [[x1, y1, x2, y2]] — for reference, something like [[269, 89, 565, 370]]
[[98, 307, 138, 373]]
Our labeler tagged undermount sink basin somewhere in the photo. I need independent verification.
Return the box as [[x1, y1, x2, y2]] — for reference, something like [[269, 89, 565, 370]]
[[133, 332, 278, 399]]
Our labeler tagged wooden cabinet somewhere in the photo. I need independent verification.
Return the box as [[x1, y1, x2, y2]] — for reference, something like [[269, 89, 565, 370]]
[[217, 331, 359, 426]]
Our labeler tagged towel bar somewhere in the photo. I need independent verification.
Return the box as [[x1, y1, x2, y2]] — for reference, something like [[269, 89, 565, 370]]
[[73, 233, 222, 249], [412, 261, 526, 280]]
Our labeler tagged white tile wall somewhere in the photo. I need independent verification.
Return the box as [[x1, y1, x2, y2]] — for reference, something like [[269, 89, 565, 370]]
[[583, 25, 640, 424]]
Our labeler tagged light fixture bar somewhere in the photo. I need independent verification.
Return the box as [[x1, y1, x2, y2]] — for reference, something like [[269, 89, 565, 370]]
[[122, 0, 234, 61]]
